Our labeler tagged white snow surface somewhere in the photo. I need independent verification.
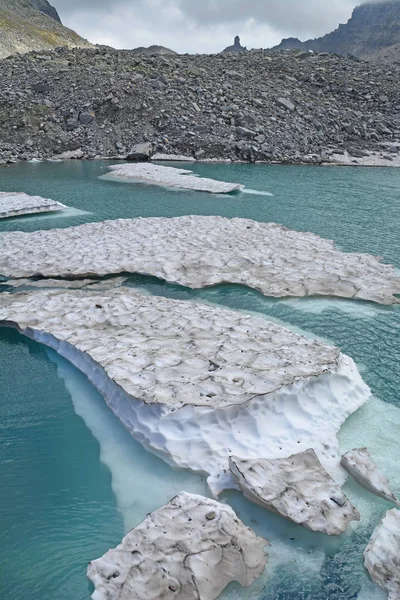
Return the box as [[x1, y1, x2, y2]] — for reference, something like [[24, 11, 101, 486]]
[[364, 509, 400, 600], [106, 163, 243, 193], [151, 153, 196, 162], [1, 216, 399, 304], [87, 491, 268, 600], [0, 288, 370, 495], [229, 450, 360, 535], [341, 448, 400, 506], [0, 191, 66, 219]]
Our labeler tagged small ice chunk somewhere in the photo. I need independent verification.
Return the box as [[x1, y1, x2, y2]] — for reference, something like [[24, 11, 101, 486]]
[[341, 447, 400, 506], [364, 508, 400, 600], [229, 450, 360, 535], [87, 492, 268, 600]]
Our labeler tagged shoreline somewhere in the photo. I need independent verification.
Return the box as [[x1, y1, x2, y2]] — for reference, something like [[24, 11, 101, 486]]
[[2, 155, 400, 169]]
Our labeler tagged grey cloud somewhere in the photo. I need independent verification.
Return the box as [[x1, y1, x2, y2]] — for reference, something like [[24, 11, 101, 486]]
[[50, 0, 381, 52]]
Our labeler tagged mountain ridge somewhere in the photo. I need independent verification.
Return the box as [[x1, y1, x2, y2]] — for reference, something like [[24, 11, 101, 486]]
[[0, 0, 92, 58], [273, 1, 400, 63]]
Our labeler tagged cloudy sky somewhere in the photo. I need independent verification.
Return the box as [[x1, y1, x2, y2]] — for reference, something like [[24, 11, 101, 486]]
[[51, 0, 377, 54]]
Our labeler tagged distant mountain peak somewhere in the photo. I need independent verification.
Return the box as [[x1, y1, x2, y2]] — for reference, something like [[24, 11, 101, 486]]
[[29, 0, 62, 23], [222, 36, 247, 53], [273, 0, 400, 62], [0, 0, 92, 58]]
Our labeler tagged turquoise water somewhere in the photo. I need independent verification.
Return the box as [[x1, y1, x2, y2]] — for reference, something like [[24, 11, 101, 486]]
[[0, 160, 400, 600]]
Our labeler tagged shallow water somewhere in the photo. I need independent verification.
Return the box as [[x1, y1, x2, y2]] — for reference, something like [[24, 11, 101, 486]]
[[0, 160, 399, 600]]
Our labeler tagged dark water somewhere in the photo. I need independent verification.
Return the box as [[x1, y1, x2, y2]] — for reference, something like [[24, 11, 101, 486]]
[[0, 160, 399, 600]]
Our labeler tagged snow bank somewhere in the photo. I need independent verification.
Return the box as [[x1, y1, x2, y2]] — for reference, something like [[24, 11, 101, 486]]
[[0, 191, 66, 219], [1, 216, 399, 304], [0, 288, 370, 495], [105, 163, 243, 193]]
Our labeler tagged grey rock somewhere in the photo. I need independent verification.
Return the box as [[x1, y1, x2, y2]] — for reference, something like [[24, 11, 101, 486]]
[[127, 142, 153, 161], [78, 112, 94, 126], [237, 126, 256, 139], [276, 97, 295, 112]]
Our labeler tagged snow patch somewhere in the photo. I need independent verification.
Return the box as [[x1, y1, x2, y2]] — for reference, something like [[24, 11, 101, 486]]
[[0, 191, 66, 219]]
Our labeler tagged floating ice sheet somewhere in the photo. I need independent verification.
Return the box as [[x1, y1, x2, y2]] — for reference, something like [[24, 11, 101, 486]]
[[0, 192, 67, 219], [87, 492, 268, 600], [105, 163, 243, 193], [1, 216, 399, 304], [0, 288, 370, 494]]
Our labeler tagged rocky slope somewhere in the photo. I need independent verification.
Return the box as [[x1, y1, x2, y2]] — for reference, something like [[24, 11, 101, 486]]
[[0, 46, 400, 164], [0, 0, 92, 59], [274, 1, 400, 63]]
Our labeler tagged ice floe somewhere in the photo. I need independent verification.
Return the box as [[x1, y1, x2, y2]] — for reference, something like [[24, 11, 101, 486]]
[[0, 192, 66, 219], [341, 448, 400, 506], [364, 509, 400, 600], [105, 163, 244, 193], [87, 492, 268, 600], [1, 216, 399, 304], [0, 288, 370, 495], [229, 450, 360, 535]]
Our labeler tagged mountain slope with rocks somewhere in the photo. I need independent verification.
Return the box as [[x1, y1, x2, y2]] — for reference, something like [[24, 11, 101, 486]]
[[274, 1, 400, 63], [0, 46, 400, 164], [0, 0, 92, 59]]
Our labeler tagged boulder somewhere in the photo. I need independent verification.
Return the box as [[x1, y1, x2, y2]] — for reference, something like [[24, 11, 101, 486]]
[[341, 448, 400, 505], [276, 97, 295, 112], [229, 450, 360, 535], [127, 142, 153, 161], [87, 492, 268, 600], [78, 112, 94, 125], [364, 509, 400, 600]]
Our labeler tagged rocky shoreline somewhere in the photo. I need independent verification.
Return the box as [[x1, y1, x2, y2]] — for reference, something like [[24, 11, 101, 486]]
[[1, 46, 400, 165]]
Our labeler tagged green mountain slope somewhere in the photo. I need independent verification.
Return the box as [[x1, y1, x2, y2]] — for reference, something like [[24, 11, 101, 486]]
[[0, 0, 92, 58]]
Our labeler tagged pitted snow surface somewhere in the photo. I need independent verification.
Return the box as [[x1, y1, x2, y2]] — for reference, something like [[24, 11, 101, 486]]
[[0, 192, 66, 219], [0, 288, 370, 493], [87, 492, 268, 600], [364, 509, 400, 600], [230, 450, 360, 535], [0, 288, 339, 408], [1, 216, 399, 304], [106, 163, 243, 193]]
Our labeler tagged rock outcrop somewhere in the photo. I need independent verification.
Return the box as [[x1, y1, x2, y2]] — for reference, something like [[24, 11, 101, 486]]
[[364, 508, 400, 599], [1, 47, 400, 164], [87, 492, 268, 600], [0, 0, 92, 59], [273, 1, 400, 63], [229, 451, 360, 535], [0, 288, 370, 494], [1, 216, 399, 304], [222, 35, 247, 53], [341, 448, 400, 505], [0, 191, 66, 219]]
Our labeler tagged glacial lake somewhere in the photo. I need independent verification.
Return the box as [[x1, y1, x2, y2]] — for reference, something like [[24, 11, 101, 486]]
[[0, 160, 399, 600]]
